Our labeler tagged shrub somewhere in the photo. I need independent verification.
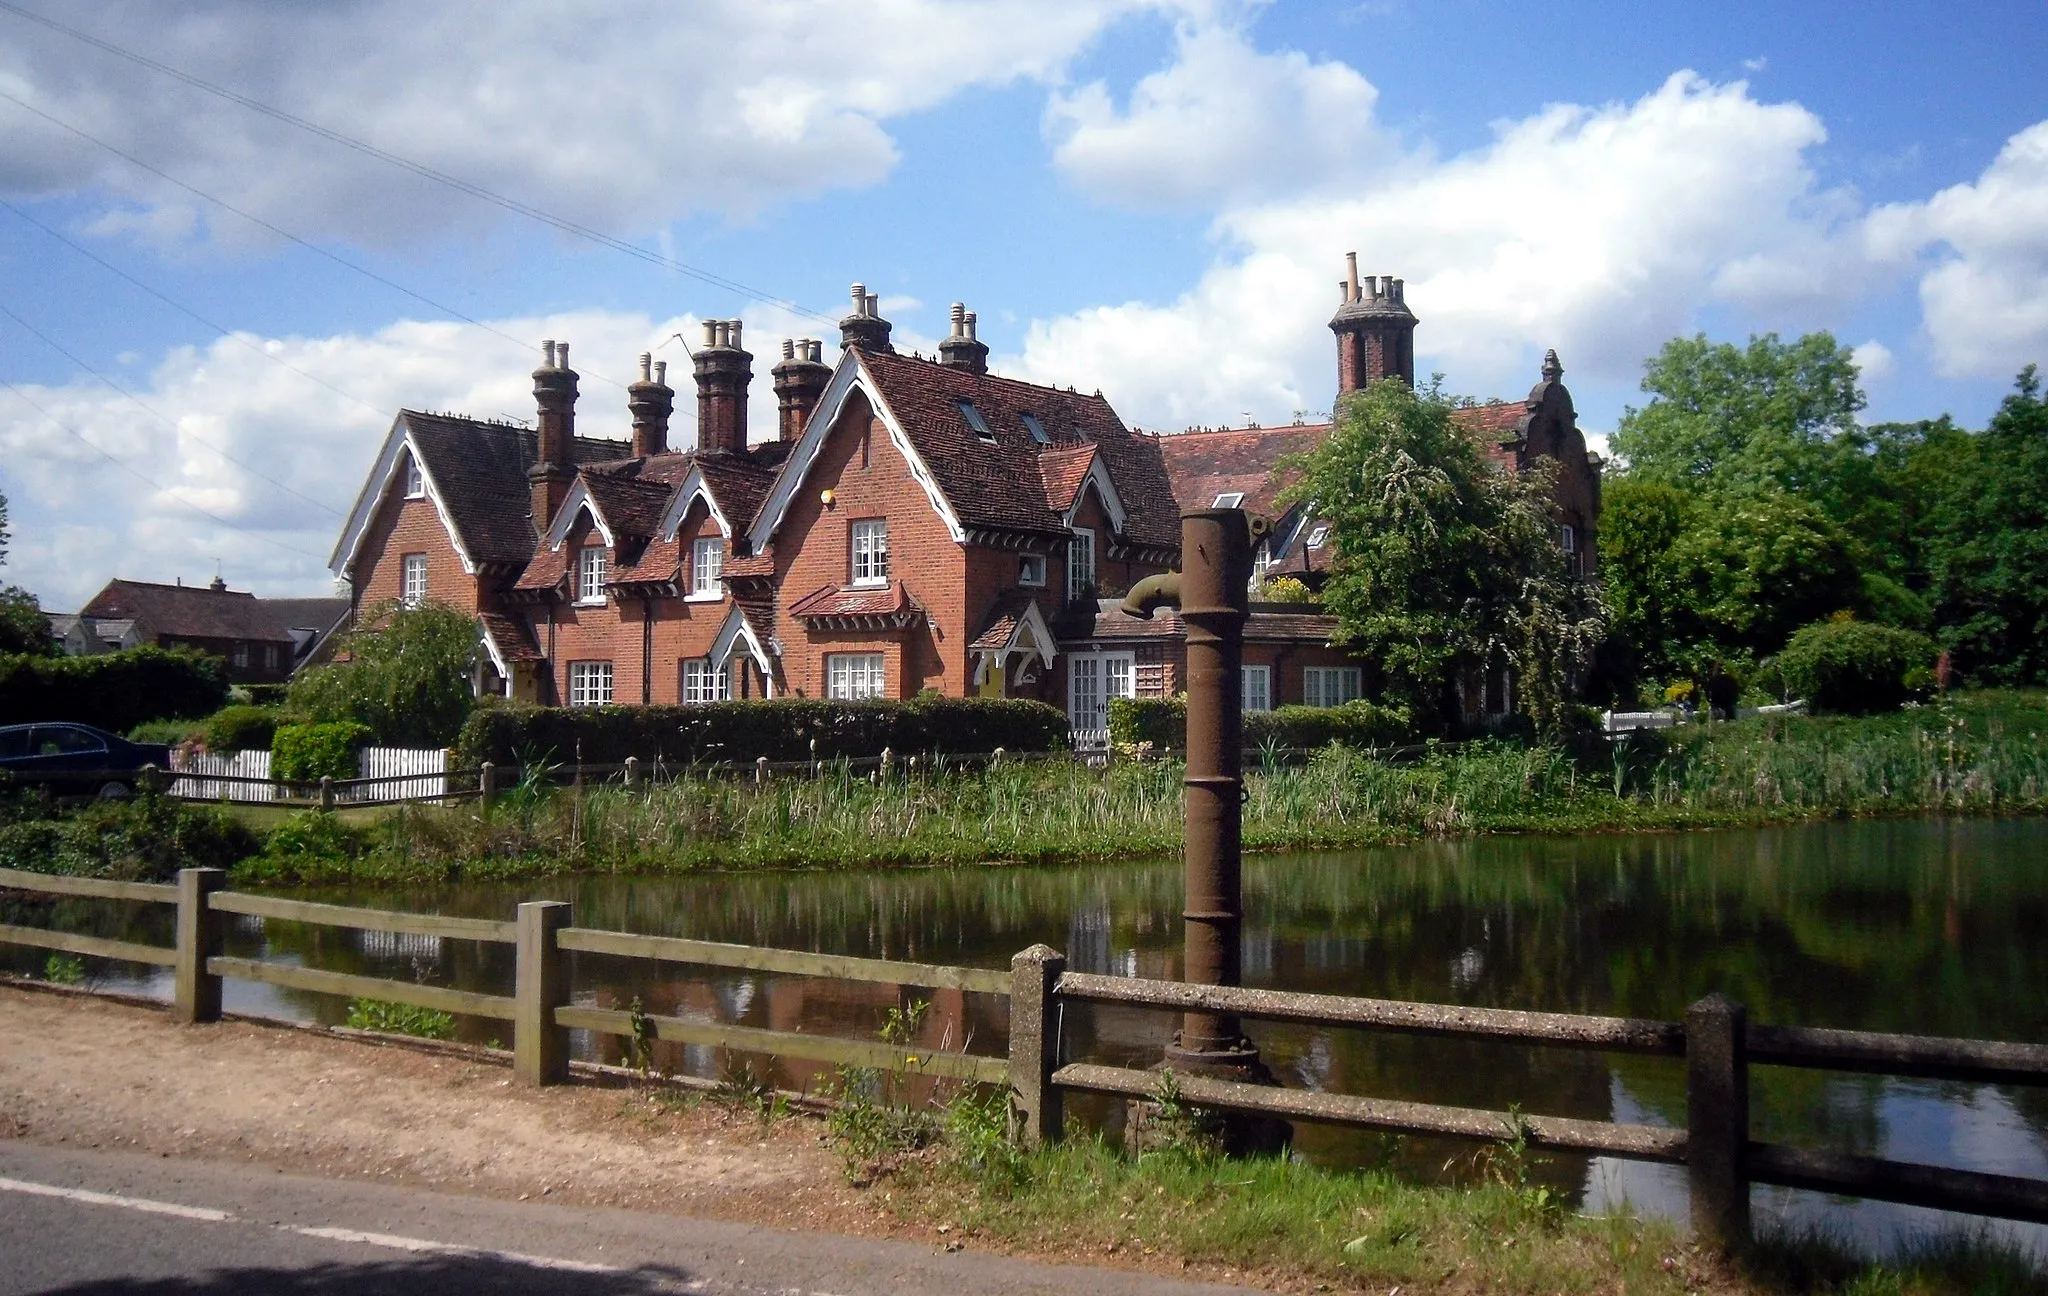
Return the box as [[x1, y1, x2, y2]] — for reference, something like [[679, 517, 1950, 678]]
[[1109, 695, 1412, 751], [454, 695, 1068, 768], [235, 811, 372, 885], [237, 684, 291, 706], [0, 793, 257, 881], [203, 705, 281, 752], [1773, 618, 1936, 715], [345, 998, 455, 1040], [288, 602, 477, 746], [0, 646, 228, 732], [272, 721, 373, 782], [129, 718, 207, 745]]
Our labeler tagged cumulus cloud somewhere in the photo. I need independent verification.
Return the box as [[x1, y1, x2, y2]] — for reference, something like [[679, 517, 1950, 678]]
[[0, 0, 1147, 245], [1851, 339, 1895, 386]]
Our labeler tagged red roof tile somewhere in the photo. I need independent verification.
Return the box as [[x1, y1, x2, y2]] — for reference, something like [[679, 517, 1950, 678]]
[[1155, 423, 1328, 519], [80, 579, 295, 644], [788, 580, 924, 621]]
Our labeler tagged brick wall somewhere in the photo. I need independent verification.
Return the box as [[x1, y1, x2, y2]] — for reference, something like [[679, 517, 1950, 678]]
[[352, 492, 487, 613]]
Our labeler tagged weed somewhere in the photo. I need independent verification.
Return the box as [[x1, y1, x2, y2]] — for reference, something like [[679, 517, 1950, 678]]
[[623, 996, 656, 1078], [944, 1087, 1028, 1193], [712, 1060, 786, 1126], [823, 1064, 937, 1184], [41, 953, 85, 985], [344, 997, 456, 1040]]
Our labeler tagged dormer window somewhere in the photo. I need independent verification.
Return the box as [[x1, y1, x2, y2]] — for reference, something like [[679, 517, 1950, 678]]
[[958, 401, 994, 443], [689, 536, 724, 600], [1067, 527, 1095, 602], [576, 545, 607, 605], [1021, 414, 1050, 446], [1307, 523, 1330, 550], [1212, 491, 1244, 509], [403, 455, 425, 499]]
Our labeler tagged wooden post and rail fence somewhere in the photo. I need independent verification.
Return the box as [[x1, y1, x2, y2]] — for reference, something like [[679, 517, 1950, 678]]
[[5, 866, 2048, 1250]]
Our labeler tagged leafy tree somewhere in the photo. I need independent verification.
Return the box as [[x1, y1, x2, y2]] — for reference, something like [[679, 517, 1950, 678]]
[[0, 585, 51, 656], [1665, 490, 1862, 662], [1283, 378, 1607, 732], [286, 601, 477, 747], [1596, 480, 1695, 687], [0, 486, 9, 568], [1924, 367, 2048, 684]]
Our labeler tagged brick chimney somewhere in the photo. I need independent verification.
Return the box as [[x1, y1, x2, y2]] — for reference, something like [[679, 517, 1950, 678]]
[[771, 337, 832, 441], [693, 319, 753, 455], [838, 282, 893, 353], [627, 351, 673, 458], [1329, 252, 1417, 396], [937, 302, 989, 374], [529, 339, 578, 531]]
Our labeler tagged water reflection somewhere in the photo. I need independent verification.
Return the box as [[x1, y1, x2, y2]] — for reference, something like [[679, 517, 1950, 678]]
[[7, 814, 2047, 1255]]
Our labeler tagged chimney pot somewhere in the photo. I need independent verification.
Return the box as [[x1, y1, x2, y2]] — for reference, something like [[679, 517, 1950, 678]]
[[850, 283, 867, 314], [543, 339, 558, 368], [949, 302, 966, 338], [556, 341, 569, 368], [964, 311, 977, 341], [1344, 252, 1360, 300], [1391, 278, 1403, 303], [701, 320, 718, 348], [729, 319, 743, 350], [654, 359, 667, 385], [782, 338, 795, 360], [638, 351, 652, 383], [865, 293, 879, 318]]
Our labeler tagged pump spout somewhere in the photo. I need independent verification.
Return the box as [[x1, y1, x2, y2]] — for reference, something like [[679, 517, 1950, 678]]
[[1121, 572, 1182, 620]]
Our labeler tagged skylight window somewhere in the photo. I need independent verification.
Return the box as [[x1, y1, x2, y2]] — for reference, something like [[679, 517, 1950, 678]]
[[1307, 524, 1331, 550], [1021, 413, 1050, 446], [958, 401, 995, 442], [1212, 491, 1245, 509]]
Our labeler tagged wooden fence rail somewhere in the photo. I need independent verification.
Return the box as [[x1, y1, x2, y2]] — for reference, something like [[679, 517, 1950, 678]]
[[5, 871, 2048, 1249]]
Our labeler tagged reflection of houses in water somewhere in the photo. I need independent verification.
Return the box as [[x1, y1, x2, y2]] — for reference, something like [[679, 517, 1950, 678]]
[[357, 929, 445, 963], [1067, 904, 1112, 974]]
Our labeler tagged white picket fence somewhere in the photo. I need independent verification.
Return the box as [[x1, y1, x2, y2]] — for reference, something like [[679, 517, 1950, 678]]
[[351, 746, 448, 802], [1602, 699, 1808, 735], [169, 745, 448, 803], [170, 748, 276, 803]]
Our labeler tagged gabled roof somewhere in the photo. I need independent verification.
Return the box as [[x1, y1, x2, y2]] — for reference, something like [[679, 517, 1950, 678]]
[[1155, 422, 1328, 519], [80, 579, 298, 644], [1058, 598, 1340, 645], [788, 580, 926, 624], [969, 590, 1056, 667]]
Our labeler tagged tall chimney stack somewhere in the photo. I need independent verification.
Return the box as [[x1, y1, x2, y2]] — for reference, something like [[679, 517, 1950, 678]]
[[937, 301, 989, 374], [627, 350, 673, 458], [838, 281, 894, 353], [529, 338, 578, 531], [693, 318, 753, 455], [771, 337, 832, 442], [1328, 253, 1417, 397]]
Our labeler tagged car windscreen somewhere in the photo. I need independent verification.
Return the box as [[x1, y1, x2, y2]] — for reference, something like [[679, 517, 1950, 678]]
[[32, 726, 106, 756]]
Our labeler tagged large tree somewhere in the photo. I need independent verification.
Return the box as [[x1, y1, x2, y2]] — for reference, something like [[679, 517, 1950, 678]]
[[287, 601, 479, 747], [0, 488, 52, 657], [1283, 378, 1606, 732]]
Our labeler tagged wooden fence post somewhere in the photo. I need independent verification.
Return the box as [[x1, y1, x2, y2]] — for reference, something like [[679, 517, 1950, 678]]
[[515, 900, 572, 1086], [624, 756, 641, 790], [755, 756, 769, 785], [1686, 993, 1751, 1252], [174, 868, 227, 1024], [479, 761, 499, 804], [318, 776, 334, 812], [1009, 944, 1066, 1146]]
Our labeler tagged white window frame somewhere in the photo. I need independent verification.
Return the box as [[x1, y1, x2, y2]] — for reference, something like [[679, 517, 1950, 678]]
[[1018, 554, 1046, 587], [231, 642, 249, 669], [1560, 524, 1578, 553], [1211, 491, 1245, 508], [403, 454, 425, 499], [1303, 665, 1362, 708], [826, 652, 888, 700], [1242, 664, 1272, 712], [851, 519, 889, 587], [1067, 527, 1095, 602], [1306, 523, 1330, 550], [400, 553, 428, 608], [568, 661, 614, 707], [576, 544, 608, 605], [263, 643, 280, 671], [689, 536, 724, 601], [682, 657, 729, 703], [1067, 651, 1135, 732]]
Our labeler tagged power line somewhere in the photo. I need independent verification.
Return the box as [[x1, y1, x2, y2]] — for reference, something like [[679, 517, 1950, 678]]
[[0, 0, 841, 328], [0, 376, 330, 562], [0, 298, 343, 517]]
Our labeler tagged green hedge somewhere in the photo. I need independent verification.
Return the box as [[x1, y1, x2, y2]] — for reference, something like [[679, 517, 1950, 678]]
[[455, 696, 1069, 768], [204, 705, 282, 752], [0, 647, 229, 733], [272, 722, 373, 782], [1108, 695, 1412, 751], [1774, 619, 1936, 715]]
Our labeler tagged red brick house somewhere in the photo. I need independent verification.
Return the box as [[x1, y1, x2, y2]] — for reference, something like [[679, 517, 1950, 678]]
[[328, 264, 1599, 730], [75, 577, 302, 684]]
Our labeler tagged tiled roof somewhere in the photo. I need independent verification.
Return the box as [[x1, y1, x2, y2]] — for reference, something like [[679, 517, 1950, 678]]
[[262, 597, 350, 635], [1035, 445, 1096, 516], [969, 590, 1037, 652], [401, 412, 630, 568], [732, 587, 777, 657], [856, 352, 1181, 550], [79, 579, 296, 644], [581, 469, 672, 539], [788, 580, 924, 622], [723, 553, 775, 578], [695, 451, 777, 537], [478, 610, 545, 663], [1155, 423, 1328, 519], [1451, 400, 1526, 437], [1057, 599, 1184, 642], [1055, 598, 1339, 645]]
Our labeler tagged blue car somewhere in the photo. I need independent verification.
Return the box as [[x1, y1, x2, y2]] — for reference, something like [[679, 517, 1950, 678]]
[[0, 723, 172, 799]]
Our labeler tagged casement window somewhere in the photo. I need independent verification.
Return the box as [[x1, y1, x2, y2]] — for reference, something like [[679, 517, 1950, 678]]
[[576, 544, 608, 605], [1067, 651, 1134, 732], [682, 657, 729, 703], [231, 643, 249, 669], [1018, 554, 1046, 587], [401, 553, 428, 607], [851, 519, 889, 587], [263, 644, 280, 671], [568, 661, 613, 707], [1242, 664, 1272, 713], [1560, 524, 1578, 553], [1303, 665, 1362, 708], [826, 652, 887, 700], [689, 536, 724, 600], [403, 454, 425, 499], [1066, 527, 1095, 602]]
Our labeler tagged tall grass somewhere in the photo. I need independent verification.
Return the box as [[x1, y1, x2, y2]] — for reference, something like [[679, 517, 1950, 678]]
[[239, 692, 2048, 885]]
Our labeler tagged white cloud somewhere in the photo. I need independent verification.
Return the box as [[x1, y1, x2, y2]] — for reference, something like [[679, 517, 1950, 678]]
[[0, 0, 1148, 245], [1851, 339, 1895, 386]]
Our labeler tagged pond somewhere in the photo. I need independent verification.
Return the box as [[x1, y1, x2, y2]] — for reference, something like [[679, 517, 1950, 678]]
[[10, 814, 2047, 1256]]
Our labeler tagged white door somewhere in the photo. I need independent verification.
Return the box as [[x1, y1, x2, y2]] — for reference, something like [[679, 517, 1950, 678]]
[[1068, 652, 1135, 731]]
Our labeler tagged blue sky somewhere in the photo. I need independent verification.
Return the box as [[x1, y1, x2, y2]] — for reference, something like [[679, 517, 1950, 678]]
[[1, 0, 2043, 609]]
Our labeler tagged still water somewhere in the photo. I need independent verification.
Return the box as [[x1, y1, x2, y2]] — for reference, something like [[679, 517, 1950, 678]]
[[11, 815, 2048, 1254]]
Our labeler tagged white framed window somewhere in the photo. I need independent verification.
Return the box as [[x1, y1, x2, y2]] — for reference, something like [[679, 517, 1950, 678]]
[[576, 544, 607, 604], [403, 454, 425, 499], [1303, 666, 1362, 708], [401, 553, 428, 607], [1211, 491, 1245, 508], [568, 661, 613, 707], [1560, 524, 1578, 553], [851, 519, 889, 586], [231, 643, 249, 669], [1306, 523, 1330, 550], [1243, 664, 1272, 712], [1067, 651, 1135, 732], [682, 658, 729, 703], [690, 536, 724, 600], [1066, 527, 1095, 602], [826, 652, 887, 700], [1018, 554, 1046, 587], [263, 644, 280, 671]]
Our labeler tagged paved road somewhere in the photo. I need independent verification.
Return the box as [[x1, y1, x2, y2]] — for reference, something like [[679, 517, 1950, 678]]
[[0, 1144, 1264, 1296]]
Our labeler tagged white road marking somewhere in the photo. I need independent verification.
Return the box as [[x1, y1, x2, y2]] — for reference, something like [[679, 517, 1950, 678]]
[[0, 1174, 236, 1222], [289, 1225, 621, 1273]]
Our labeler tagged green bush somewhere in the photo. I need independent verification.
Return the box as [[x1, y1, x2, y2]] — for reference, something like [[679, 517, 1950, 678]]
[[345, 998, 455, 1040], [0, 646, 228, 732], [288, 602, 476, 746], [1774, 618, 1936, 715], [203, 705, 282, 752], [1109, 695, 1412, 751], [272, 722, 373, 782], [129, 718, 207, 745], [237, 684, 291, 706], [455, 696, 1069, 769], [0, 793, 257, 882]]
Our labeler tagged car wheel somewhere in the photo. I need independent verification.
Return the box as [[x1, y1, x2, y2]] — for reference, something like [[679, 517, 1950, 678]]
[[97, 781, 131, 801]]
